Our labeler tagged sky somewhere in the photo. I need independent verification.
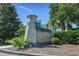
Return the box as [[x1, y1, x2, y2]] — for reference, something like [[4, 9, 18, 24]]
[[14, 3, 49, 25]]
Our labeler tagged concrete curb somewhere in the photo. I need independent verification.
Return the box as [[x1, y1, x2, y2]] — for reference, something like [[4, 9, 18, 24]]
[[0, 45, 13, 48], [0, 49, 48, 56]]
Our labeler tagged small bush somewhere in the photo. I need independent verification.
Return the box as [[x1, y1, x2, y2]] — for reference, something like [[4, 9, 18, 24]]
[[8, 37, 29, 49], [51, 37, 63, 45]]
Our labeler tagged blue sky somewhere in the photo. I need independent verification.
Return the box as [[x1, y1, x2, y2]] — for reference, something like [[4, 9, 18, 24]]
[[14, 3, 49, 25]]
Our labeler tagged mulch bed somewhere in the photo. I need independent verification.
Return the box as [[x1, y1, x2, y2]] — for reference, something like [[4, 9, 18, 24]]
[[3, 44, 79, 56]]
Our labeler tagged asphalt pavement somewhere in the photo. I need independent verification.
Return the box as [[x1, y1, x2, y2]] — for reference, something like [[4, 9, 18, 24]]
[[0, 52, 20, 56]]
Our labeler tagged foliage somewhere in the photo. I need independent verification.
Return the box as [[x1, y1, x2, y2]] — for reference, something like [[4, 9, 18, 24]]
[[0, 3, 21, 44], [49, 4, 79, 31], [8, 37, 28, 49], [17, 23, 25, 37], [52, 30, 79, 44], [51, 37, 63, 45]]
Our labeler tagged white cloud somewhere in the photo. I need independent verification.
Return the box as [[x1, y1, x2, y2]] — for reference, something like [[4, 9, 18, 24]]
[[18, 6, 35, 14]]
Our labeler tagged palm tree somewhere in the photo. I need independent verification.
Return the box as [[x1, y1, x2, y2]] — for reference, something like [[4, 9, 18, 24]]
[[48, 18, 59, 31]]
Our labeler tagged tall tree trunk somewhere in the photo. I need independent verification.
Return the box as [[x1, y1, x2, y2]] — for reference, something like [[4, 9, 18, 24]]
[[60, 21, 65, 31]]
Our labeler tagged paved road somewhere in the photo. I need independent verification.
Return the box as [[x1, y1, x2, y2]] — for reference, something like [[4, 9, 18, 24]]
[[0, 52, 20, 56], [0, 46, 20, 56]]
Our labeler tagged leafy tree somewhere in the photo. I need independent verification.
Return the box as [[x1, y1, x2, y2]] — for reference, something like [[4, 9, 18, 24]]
[[49, 3, 79, 31], [0, 3, 21, 44]]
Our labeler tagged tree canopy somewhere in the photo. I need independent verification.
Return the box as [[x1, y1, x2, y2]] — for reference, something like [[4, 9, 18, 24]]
[[49, 3, 79, 31]]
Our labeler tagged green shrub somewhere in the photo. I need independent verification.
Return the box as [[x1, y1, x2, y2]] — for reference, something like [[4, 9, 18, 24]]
[[51, 37, 63, 45], [8, 37, 29, 49], [51, 30, 79, 44]]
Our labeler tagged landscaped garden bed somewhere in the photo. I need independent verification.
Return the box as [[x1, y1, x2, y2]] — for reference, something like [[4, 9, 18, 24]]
[[1, 44, 79, 56]]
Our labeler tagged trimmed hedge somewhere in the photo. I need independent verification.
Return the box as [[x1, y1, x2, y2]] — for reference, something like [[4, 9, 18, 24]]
[[51, 30, 79, 44]]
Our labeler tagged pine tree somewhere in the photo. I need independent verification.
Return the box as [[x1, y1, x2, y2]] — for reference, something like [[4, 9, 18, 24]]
[[0, 3, 21, 44]]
